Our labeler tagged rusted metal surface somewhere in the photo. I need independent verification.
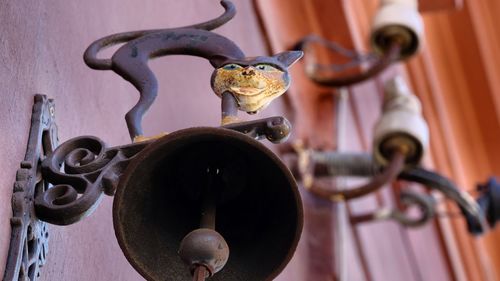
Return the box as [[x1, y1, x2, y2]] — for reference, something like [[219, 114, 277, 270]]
[[3, 95, 57, 281], [34, 113, 290, 229], [113, 127, 303, 281], [179, 167, 229, 279], [19, 114, 299, 280], [35, 136, 152, 225], [179, 229, 229, 278]]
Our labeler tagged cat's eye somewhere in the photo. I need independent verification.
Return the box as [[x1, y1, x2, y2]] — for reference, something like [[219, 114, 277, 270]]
[[222, 64, 242, 70], [255, 64, 279, 71]]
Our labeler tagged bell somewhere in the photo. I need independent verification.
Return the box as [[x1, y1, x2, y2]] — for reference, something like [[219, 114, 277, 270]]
[[113, 127, 303, 281]]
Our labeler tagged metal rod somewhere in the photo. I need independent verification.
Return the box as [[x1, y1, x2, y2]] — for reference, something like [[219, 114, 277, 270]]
[[221, 91, 239, 125], [350, 212, 379, 224], [200, 168, 218, 230], [193, 266, 209, 281], [306, 150, 405, 201], [333, 89, 348, 281], [200, 188, 216, 229], [306, 42, 401, 88], [191, 168, 219, 281], [311, 152, 377, 177]]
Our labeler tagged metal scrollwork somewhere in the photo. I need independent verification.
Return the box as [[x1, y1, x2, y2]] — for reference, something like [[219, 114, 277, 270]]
[[35, 136, 152, 226], [4, 95, 56, 281], [4, 95, 156, 281], [34, 114, 289, 227]]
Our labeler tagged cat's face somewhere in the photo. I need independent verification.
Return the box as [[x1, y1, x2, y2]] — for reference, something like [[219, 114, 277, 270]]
[[211, 51, 303, 114]]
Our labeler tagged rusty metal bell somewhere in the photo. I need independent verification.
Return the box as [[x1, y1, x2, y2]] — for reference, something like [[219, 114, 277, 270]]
[[113, 127, 303, 281]]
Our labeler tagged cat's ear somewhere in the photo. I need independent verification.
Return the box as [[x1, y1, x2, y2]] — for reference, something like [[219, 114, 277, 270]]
[[274, 51, 303, 67]]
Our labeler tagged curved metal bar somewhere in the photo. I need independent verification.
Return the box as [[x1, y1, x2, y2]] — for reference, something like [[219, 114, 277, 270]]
[[390, 190, 436, 227], [35, 136, 151, 225], [83, 0, 236, 70], [350, 190, 436, 227], [294, 35, 400, 88], [223, 116, 292, 144], [293, 35, 375, 62], [305, 151, 405, 201], [398, 168, 488, 233]]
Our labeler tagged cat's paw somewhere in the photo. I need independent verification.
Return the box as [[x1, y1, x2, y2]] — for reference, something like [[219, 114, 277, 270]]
[[133, 132, 169, 143], [221, 116, 241, 126]]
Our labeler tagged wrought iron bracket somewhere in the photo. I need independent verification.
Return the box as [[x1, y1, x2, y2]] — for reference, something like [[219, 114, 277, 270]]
[[4, 95, 57, 281], [35, 115, 291, 226], [35, 136, 152, 225]]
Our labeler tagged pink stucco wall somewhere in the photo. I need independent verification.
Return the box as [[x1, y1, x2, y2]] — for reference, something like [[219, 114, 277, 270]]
[[0, 1, 301, 280]]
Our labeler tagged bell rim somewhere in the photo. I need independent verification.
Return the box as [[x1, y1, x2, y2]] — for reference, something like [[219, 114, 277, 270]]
[[112, 126, 303, 281]]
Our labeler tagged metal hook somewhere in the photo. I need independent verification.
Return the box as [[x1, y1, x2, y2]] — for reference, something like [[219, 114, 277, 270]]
[[293, 35, 401, 88]]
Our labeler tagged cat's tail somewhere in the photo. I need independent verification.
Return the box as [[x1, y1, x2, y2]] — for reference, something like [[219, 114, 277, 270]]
[[83, 0, 236, 70]]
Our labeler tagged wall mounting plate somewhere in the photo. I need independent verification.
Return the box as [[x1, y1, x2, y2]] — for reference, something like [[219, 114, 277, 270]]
[[3, 94, 58, 281]]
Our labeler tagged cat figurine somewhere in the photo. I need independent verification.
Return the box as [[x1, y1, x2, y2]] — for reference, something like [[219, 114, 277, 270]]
[[84, 0, 302, 141]]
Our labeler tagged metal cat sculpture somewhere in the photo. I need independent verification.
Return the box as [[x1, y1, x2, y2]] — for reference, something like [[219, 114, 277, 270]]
[[84, 0, 302, 141]]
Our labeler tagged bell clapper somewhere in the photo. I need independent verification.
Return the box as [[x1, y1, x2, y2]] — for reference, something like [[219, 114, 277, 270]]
[[179, 166, 230, 281]]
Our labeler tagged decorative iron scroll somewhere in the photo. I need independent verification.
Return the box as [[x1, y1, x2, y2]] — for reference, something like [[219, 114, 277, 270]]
[[4, 95, 57, 281], [35, 137, 152, 226]]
